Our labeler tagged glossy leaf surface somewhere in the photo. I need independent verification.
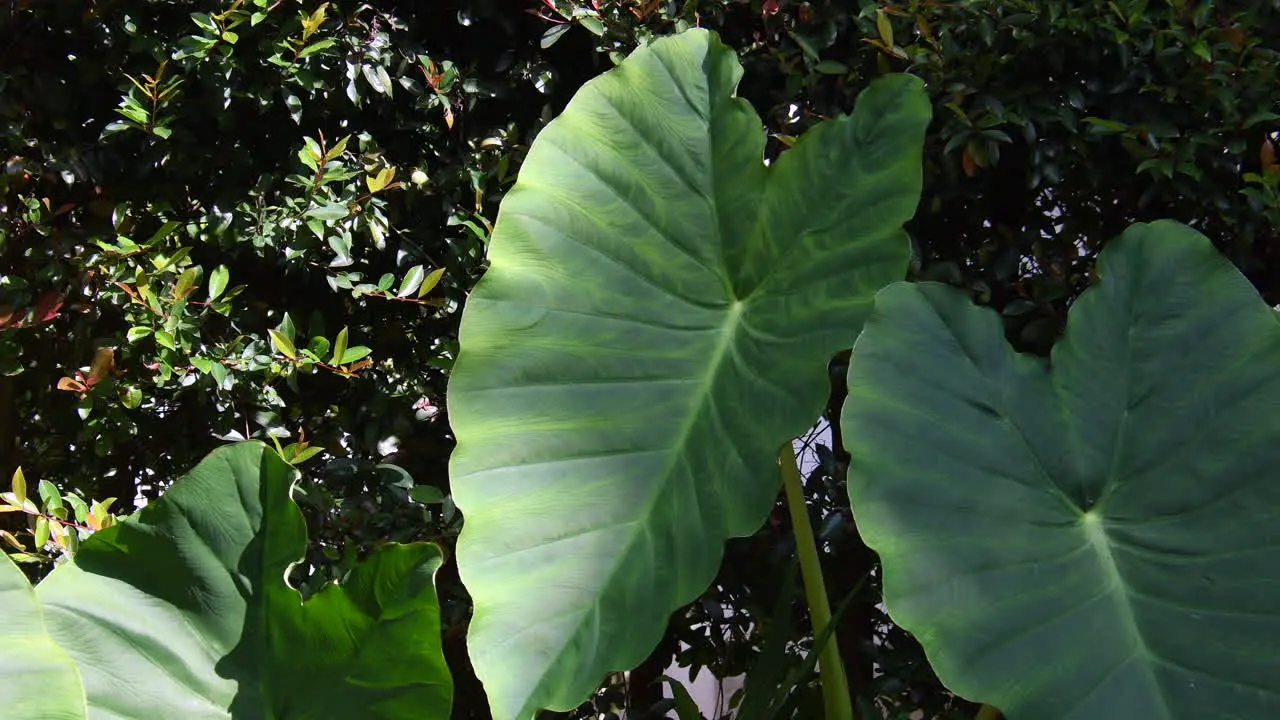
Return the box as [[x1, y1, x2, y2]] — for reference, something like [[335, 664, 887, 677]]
[[0, 555, 83, 719]]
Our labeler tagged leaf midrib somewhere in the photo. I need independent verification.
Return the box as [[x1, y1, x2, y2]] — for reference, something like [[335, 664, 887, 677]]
[[1079, 512, 1171, 718], [518, 299, 748, 718], [1079, 260, 1170, 717]]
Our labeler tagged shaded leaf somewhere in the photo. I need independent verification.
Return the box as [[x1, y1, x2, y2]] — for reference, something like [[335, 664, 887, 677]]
[[409, 486, 445, 505], [844, 221, 1280, 719], [541, 23, 571, 49], [876, 10, 894, 47]]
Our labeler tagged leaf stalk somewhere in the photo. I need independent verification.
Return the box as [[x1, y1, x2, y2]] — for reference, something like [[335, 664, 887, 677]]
[[779, 443, 853, 720]]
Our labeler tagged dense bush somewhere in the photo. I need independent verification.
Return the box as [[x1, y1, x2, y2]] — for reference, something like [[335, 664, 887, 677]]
[[3, 1, 1278, 718]]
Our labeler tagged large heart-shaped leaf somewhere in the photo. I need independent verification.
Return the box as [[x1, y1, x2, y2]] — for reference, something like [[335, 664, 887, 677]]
[[843, 221, 1280, 718], [1, 441, 451, 719], [447, 28, 930, 719]]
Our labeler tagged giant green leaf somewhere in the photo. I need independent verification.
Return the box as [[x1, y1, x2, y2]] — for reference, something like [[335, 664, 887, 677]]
[[0, 555, 83, 719], [843, 221, 1280, 718], [2, 441, 451, 719], [447, 28, 930, 719]]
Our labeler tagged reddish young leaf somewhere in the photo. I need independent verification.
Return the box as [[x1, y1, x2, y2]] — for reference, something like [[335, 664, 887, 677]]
[[31, 291, 64, 324], [88, 348, 116, 385], [56, 377, 87, 394], [962, 146, 979, 177]]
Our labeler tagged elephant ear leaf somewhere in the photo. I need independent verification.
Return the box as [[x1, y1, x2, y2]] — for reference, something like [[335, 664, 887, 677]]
[[447, 27, 930, 719], [29, 441, 452, 719], [844, 220, 1280, 719], [0, 554, 83, 719]]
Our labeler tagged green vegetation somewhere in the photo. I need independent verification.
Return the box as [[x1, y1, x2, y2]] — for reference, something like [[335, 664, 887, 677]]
[[3, 442, 451, 719], [448, 31, 928, 719], [3, 2, 1279, 719]]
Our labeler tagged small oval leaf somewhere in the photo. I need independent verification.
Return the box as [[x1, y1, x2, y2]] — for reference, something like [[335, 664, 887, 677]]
[[338, 346, 372, 365], [418, 267, 446, 297], [208, 265, 230, 301], [329, 327, 349, 366], [34, 516, 50, 550], [268, 329, 298, 361], [398, 265, 425, 297], [11, 467, 26, 504]]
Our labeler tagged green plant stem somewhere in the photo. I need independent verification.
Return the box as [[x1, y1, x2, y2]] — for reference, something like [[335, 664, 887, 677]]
[[779, 443, 853, 720], [975, 705, 1002, 720]]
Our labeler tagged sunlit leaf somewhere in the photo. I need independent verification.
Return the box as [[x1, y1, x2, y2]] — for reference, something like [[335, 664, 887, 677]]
[[11, 467, 26, 505], [398, 265, 425, 297], [449, 29, 928, 719], [268, 329, 298, 361], [419, 267, 446, 297], [34, 517, 49, 550], [330, 327, 349, 366], [208, 265, 230, 301], [338, 346, 371, 365]]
